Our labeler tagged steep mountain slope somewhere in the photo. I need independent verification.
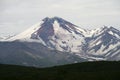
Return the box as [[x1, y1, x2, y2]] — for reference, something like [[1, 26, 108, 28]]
[[1, 16, 120, 67], [8, 17, 120, 60]]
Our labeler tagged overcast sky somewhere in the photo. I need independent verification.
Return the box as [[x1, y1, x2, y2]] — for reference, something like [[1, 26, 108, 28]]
[[0, 0, 120, 36]]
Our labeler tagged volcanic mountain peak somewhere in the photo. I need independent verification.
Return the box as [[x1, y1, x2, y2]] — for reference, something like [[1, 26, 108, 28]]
[[7, 17, 120, 54], [8, 17, 88, 52], [1, 17, 120, 67]]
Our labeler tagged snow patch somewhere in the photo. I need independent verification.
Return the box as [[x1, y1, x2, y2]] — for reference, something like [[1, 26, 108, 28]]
[[8, 21, 43, 41]]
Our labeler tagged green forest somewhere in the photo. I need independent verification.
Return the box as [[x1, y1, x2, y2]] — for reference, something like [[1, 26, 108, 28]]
[[0, 61, 120, 80]]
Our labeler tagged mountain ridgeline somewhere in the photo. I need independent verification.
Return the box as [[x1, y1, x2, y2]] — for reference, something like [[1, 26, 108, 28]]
[[0, 17, 120, 67]]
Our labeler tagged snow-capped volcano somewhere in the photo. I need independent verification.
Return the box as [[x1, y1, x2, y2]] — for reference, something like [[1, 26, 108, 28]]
[[9, 17, 87, 52], [8, 17, 120, 61]]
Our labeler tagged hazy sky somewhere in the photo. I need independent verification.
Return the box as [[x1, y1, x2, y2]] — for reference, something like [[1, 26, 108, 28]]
[[0, 0, 120, 36]]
